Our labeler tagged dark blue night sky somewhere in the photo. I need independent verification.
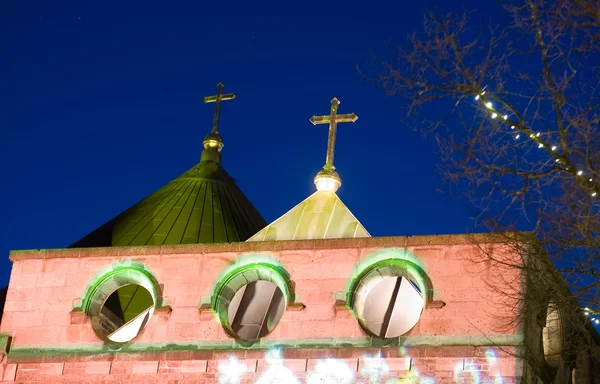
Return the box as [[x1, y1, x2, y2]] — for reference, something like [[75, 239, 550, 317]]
[[0, 0, 502, 287]]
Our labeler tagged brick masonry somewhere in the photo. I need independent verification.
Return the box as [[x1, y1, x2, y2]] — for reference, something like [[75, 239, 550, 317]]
[[0, 235, 530, 383]]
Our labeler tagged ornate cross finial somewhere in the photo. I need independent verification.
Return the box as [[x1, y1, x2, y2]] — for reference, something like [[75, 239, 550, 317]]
[[309, 98, 358, 192], [204, 83, 236, 135], [310, 98, 358, 170]]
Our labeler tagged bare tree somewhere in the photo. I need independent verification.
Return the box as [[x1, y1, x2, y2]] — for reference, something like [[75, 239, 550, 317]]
[[366, 0, 600, 379]]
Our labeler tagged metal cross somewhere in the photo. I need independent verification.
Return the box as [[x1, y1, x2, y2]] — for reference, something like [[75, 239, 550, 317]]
[[204, 83, 236, 134], [310, 98, 358, 170]]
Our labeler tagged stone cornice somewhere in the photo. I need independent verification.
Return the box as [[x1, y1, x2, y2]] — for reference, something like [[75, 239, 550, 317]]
[[9, 233, 519, 261]]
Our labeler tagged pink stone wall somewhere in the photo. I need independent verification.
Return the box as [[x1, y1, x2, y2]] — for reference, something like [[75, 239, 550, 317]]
[[0, 236, 526, 383], [0, 347, 523, 383]]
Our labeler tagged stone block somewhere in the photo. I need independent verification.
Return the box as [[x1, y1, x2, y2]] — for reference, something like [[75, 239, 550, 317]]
[[314, 249, 359, 264], [181, 360, 208, 373], [62, 362, 86, 376], [436, 358, 464, 371], [70, 311, 88, 325], [110, 361, 134, 375], [18, 362, 64, 376], [298, 320, 335, 338], [292, 264, 350, 279], [330, 318, 360, 337], [257, 358, 307, 373], [35, 272, 66, 288], [19, 259, 44, 274], [387, 357, 412, 371], [314, 278, 346, 293], [11, 311, 44, 328], [85, 361, 112, 375], [303, 303, 335, 321], [1, 363, 16, 382], [277, 250, 315, 263], [307, 358, 358, 372], [158, 360, 182, 374], [132, 361, 159, 374], [170, 307, 200, 324]]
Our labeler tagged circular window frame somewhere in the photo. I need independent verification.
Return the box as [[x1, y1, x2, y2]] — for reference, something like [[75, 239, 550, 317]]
[[348, 258, 430, 338], [212, 262, 294, 340], [83, 266, 161, 343]]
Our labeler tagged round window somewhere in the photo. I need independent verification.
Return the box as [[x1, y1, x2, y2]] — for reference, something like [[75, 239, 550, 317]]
[[214, 264, 292, 341], [85, 268, 158, 343], [351, 263, 425, 338]]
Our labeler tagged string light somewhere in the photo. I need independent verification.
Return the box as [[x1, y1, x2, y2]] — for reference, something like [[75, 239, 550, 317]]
[[472, 91, 597, 200]]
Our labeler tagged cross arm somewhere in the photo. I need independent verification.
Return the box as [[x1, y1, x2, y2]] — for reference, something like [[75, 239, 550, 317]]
[[335, 113, 358, 123], [309, 115, 330, 125], [203, 93, 236, 103], [309, 113, 358, 125]]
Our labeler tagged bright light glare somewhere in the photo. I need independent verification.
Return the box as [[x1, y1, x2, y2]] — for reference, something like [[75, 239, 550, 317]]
[[306, 359, 355, 384], [219, 356, 247, 384]]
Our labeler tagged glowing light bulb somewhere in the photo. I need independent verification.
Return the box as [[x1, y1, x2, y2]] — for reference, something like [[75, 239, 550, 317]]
[[491, 113, 497, 118], [590, 179, 593, 182], [536, 132, 541, 137], [538, 144, 543, 148], [555, 159, 560, 162], [511, 126, 515, 129], [485, 102, 493, 109], [475, 95, 480, 100], [578, 171, 583, 176], [596, 319, 599, 324], [593, 192, 597, 197], [585, 312, 590, 315], [503, 115, 508, 120], [586, 307, 590, 311], [551, 146, 556, 151], [515, 135, 520, 139]]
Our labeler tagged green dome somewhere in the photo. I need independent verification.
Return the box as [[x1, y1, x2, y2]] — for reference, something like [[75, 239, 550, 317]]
[[71, 148, 267, 247]]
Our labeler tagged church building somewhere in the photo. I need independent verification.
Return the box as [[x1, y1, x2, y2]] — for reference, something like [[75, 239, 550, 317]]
[[0, 84, 598, 383]]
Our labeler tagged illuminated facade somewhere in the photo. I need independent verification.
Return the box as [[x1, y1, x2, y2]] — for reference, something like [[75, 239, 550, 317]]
[[0, 91, 598, 383]]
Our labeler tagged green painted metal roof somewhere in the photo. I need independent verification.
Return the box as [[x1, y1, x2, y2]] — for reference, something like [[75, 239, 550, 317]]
[[71, 152, 267, 247], [247, 191, 370, 242]]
